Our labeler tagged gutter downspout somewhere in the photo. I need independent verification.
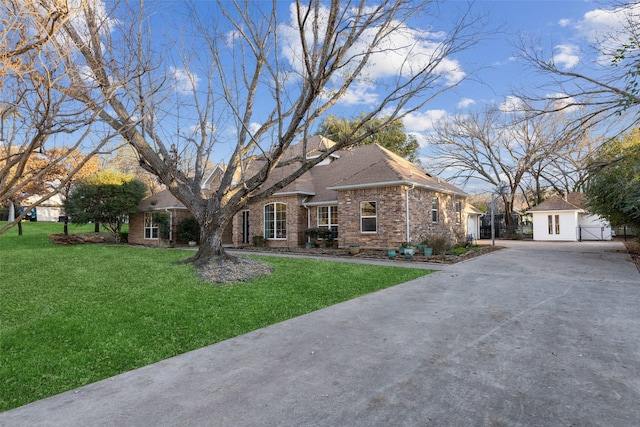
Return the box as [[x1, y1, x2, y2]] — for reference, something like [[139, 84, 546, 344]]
[[302, 197, 310, 243], [405, 184, 415, 243]]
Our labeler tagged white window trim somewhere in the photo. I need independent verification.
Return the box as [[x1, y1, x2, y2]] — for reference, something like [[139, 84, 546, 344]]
[[264, 202, 287, 240], [431, 197, 439, 223], [360, 201, 377, 233], [317, 205, 338, 231], [144, 212, 159, 240]]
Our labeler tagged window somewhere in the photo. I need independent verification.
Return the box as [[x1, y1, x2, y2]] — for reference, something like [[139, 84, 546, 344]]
[[360, 201, 377, 232], [431, 197, 439, 223], [455, 200, 462, 224], [548, 214, 561, 235], [144, 212, 159, 239], [264, 203, 287, 239], [318, 206, 338, 233]]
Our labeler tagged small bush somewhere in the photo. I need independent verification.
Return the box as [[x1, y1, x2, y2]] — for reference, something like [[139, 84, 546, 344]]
[[422, 235, 450, 255], [177, 216, 200, 243]]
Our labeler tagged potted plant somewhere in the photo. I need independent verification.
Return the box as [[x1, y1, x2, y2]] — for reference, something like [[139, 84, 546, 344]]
[[404, 245, 415, 259], [388, 248, 396, 259], [348, 244, 360, 255], [420, 238, 434, 257]]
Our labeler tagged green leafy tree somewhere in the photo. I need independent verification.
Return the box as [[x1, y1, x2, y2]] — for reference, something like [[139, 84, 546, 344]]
[[64, 170, 147, 242], [316, 114, 421, 163], [586, 129, 640, 228]]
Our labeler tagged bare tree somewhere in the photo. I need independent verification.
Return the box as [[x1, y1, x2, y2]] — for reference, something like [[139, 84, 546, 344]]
[[31, 0, 487, 269], [516, 2, 640, 135], [0, 0, 111, 236], [427, 103, 586, 232]]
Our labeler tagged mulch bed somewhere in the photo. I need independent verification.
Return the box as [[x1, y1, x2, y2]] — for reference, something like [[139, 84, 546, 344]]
[[49, 233, 116, 245], [237, 244, 504, 265]]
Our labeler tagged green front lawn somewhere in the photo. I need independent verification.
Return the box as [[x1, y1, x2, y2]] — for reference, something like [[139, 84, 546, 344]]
[[0, 222, 431, 411]]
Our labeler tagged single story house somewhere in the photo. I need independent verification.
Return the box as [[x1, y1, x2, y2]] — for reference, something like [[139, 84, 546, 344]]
[[527, 192, 612, 241], [131, 136, 478, 249]]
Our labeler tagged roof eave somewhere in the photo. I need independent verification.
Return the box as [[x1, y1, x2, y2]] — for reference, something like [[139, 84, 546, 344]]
[[271, 190, 316, 197], [327, 180, 468, 197]]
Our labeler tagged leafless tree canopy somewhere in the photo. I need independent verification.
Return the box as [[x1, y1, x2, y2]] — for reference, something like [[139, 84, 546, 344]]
[[21, 0, 487, 264], [516, 2, 640, 135], [427, 102, 593, 229], [0, 0, 111, 235]]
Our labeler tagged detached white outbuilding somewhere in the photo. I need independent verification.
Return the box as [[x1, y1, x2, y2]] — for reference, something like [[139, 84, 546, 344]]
[[527, 193, 612, 241]]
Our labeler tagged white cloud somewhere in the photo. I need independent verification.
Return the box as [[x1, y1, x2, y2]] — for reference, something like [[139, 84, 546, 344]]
[[553, 44, 580, 69], [457, 98, 475, 109], [574, 3, 640, 61], [170, 67, 200, 95], [545, 92, 578, 112], [499, 95, 527, 113], [402, 109, 448, 133], [558, 18, 571, 27], [278, 3, 465, 106]]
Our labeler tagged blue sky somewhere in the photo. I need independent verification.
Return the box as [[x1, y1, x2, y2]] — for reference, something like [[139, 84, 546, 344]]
[[400, 0, 623, 138], [72, 1, 632, 185]]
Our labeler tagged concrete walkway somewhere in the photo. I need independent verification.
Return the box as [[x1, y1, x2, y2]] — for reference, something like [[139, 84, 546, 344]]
[[2, 240, 639, 426]]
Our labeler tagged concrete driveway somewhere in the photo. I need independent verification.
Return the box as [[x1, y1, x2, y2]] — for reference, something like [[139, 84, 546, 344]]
[[2, 240, 639, 426]]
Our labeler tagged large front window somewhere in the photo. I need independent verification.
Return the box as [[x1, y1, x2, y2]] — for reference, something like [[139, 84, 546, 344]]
[[318, 206, 338, 233], [144, 212, 159, 239], [360, 201, 377, 233], [264, 203, 287, 239]]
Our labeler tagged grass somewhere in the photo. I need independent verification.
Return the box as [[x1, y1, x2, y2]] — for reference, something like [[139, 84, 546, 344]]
[[0, 222, 431, 411]]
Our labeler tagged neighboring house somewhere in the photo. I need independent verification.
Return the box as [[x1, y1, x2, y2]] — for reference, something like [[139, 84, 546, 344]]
[[527, 192, 612, 241], [132, 136, 475, 249], [22, 193, 65, 222]]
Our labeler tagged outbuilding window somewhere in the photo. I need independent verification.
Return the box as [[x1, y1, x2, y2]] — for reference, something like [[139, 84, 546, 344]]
[[264, 203, 287, 239], [548, 214, 560, 234]]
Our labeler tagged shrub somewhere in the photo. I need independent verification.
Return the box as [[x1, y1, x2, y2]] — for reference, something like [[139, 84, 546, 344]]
[[422, 235, 450, 255], [177, 216, 200, 243], [252, 235, 266, 246]]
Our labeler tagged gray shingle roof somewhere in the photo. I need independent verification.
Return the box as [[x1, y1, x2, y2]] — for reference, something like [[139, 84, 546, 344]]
[[527, 192, 587, 212]]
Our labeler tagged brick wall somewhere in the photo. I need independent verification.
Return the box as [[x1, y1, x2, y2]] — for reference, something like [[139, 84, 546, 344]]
[[336, 186, 466, 249], [128, 209, 193, 246], [226, 187, 467, 250], [231, 194, 307, 248]]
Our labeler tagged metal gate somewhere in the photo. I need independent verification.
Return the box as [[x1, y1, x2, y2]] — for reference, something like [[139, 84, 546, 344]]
[[578, 226, 612, 241]]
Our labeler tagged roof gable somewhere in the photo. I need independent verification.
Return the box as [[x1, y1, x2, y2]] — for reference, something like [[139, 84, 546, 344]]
[[528, 193, 587, 212], [139, 189, 186, 210]]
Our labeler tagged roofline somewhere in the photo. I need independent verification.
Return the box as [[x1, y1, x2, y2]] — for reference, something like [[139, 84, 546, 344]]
[[526, 208, 586, 213], [326, 180, 468, 197], [147, 206, 188, 211], [303, 200, 338, 207], [271, 190, 316, 197]]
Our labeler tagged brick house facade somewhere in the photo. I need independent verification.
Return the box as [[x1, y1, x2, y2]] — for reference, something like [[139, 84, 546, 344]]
[[131, 137, 473, 250]]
